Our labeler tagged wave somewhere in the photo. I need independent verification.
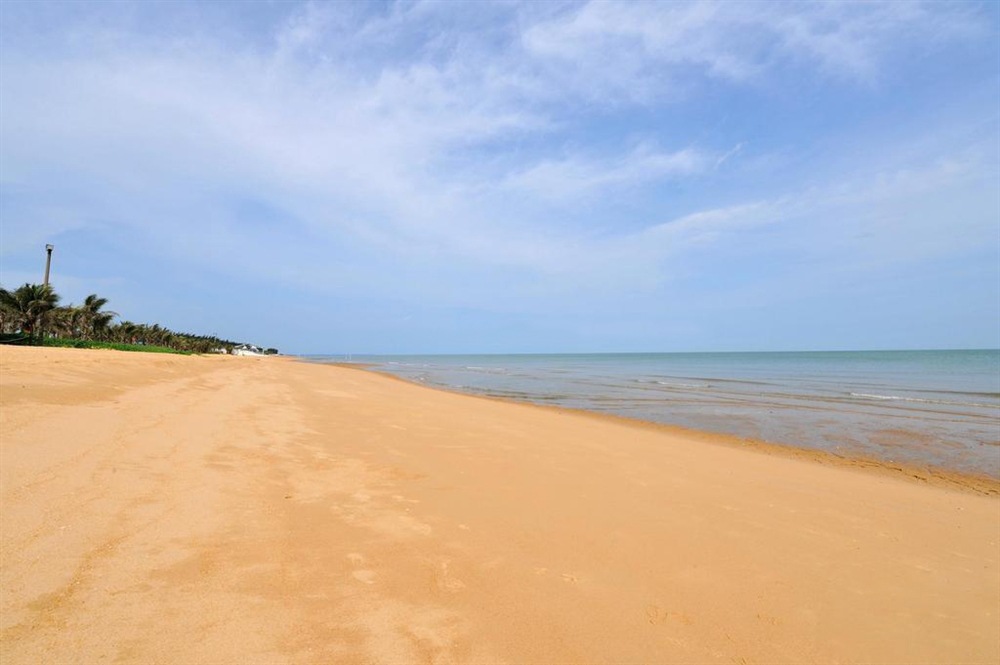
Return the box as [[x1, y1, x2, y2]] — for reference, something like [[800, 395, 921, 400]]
[[462, 366, 507, 374], [906, 388, 1000, 399], [641, 375, 776, 387], [848, 392, 999, 409], [851, 392, 917, 401], [654, 380, 709, 389], [637, 380, 711, 389]]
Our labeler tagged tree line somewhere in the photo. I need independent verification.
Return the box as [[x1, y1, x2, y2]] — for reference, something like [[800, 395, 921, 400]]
[[0, 282, 273, 355]]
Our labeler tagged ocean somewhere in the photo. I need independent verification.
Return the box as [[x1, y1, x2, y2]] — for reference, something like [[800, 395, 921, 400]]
[[302, 350, 1000, 479]]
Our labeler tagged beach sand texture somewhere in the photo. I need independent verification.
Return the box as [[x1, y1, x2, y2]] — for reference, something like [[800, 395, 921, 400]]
[[1, 346, 997, 664]]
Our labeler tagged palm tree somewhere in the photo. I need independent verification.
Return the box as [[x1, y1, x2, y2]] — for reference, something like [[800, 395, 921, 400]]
[[79, 294, 118, 340], [46, 306, 81, 338], [109, 320, 137, 344], [146, 323, 167, 346], [0, 283, 61, 343]]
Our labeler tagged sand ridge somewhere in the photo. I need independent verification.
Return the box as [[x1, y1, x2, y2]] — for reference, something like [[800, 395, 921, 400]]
[[1, 346, 998, 664]]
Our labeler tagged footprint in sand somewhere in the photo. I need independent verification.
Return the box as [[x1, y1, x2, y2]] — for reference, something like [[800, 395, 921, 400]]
[[437, 560, 466, 592], [756, 612, 779, 626], [560, 573, 578, 583], [647, 604, 666, 624], [391, 494, 421, 504], [647, 604, 693, 626], [352, 569, 377, 584], [347, 553, 376, 584]]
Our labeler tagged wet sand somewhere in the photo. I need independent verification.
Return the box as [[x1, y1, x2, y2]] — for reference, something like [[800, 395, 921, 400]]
[[1, 346, 998, 664]]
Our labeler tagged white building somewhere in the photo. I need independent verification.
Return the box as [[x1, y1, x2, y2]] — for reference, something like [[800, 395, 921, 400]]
[[231, 344, 264, 356]]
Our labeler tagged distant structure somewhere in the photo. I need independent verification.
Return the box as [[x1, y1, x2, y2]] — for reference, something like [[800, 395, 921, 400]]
[[43, 244, 54, 287], [232, 344, 265, 356]]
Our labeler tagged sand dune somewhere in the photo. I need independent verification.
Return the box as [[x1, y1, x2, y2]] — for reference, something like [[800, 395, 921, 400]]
[[1, 346, 997, 664]]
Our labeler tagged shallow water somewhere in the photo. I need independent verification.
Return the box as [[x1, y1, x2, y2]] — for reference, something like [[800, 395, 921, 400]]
[[303, 350, 1000, 479]]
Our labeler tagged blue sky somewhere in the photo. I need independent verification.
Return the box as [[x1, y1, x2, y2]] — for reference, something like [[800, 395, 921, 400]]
[[1, 1, 997, 354]]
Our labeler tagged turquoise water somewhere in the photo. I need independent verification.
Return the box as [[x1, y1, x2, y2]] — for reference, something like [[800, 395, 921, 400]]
[[303, 350, 1000, 478]]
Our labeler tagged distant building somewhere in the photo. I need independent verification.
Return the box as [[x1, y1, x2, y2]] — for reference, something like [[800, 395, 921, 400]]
[[232, 344, 264, 356]]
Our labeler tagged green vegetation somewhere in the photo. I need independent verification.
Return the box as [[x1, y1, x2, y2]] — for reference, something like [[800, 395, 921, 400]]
[[39, 338, 190, 354], [0, 283, 60, 343], [0, 282, 270, 355]]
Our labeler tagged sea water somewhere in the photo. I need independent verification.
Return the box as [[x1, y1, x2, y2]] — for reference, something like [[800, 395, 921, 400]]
[[303, 350, 1000, 479]]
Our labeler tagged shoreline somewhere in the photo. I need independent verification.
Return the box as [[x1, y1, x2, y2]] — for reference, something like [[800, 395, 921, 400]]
[[318, 359, 1000, 497]]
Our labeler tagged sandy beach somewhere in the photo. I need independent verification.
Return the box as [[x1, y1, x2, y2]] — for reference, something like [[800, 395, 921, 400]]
[[0, 346, 997, 664]]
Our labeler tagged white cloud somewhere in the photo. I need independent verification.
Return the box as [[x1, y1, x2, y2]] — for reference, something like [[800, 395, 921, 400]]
[[520, 0, 986, 95], [623, 145, 998, 270], [501, 143, 711, 200]]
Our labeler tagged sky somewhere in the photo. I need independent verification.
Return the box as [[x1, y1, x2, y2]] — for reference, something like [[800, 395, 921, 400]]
[[1, 0, 998, 354]]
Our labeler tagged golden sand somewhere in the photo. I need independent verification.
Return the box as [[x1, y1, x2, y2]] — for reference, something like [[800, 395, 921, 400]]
[[1, 346, 997, 664]]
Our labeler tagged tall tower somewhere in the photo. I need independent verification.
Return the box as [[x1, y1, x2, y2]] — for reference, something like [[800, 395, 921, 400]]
[[43, 244, 53, 287]]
